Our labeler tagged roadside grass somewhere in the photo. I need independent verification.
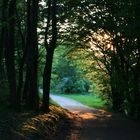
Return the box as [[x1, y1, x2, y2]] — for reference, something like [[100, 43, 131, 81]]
[[58, 93, 107, 109]]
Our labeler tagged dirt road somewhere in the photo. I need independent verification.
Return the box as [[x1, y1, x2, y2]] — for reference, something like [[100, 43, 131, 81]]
[[51, 95, 140, 140]]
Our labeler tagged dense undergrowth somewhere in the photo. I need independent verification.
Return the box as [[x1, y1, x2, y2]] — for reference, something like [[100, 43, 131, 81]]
[[0, 104, 71, 140]]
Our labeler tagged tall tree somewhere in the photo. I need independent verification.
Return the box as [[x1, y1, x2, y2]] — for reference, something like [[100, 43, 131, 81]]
[[0, 0, 8, 82], [26, 0, 39, 111], [5, 0, 17, 109], [130, 0, 140, 117], [42, 0, 57, 112], [16, 3, 26, 109]]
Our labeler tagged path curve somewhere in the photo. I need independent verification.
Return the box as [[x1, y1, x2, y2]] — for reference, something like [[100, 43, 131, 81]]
[[50, 94, 98, 113], [51, 94, 140, 140]]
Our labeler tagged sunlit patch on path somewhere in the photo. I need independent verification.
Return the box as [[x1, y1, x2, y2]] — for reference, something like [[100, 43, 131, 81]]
[[80, 112, 97, 120], [51, 94, 140, 140]]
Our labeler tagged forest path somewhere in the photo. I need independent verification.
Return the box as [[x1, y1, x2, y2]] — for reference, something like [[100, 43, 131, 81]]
[[51, 94, 140, 140]]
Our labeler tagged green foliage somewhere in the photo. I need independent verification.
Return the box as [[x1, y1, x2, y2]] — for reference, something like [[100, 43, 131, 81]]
[[0, 0, 140, 119], [51, 52, 90, 94], [58, 0, 140, 119]]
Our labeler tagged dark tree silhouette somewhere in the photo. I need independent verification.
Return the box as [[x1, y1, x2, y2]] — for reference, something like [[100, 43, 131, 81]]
[[5, 0, 17, 109], [25, 0, 39, 111], [42, 0, 57, 112]]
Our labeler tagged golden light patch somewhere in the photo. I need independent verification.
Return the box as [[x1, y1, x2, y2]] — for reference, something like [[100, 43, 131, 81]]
[[80, 113, 97, 120]]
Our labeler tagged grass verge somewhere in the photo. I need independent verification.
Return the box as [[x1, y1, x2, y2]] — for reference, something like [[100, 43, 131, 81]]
[[59, 93, 107, 109]]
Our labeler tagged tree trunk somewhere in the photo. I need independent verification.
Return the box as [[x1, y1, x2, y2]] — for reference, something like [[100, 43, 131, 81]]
[[130, 41, 140, 118], [129, 0, 140, 118], [110, 56, 124, 112], [16, 6, 27, 110], [0, 0, 8, 82], [5, 0, 17, 109], [43, 48, 55, 112], [22, 69, 29, 105], [42, 0, 57, 112], [26, 0, 39, 111]]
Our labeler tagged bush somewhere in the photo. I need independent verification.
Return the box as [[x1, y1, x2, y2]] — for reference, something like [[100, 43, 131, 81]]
[[55, 77, 90, 94]]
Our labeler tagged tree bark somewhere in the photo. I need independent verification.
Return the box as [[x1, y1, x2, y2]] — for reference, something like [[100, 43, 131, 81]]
[[42, 0, 57, 112], [43, 48, 55, 112], [26, 0, 39, 111], [5, 0, 17, 109], [15, 6, 27, 110], [0, 0, 8, 82], [110, 56, 124, 112]]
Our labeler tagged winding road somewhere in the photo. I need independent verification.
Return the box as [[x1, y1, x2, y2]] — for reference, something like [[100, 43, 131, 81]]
[[51, 94, 140, 140], [51, 94, 97, 113]]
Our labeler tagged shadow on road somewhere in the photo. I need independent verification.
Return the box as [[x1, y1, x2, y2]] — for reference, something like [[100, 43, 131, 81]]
[[51, 95, 140, 140]]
